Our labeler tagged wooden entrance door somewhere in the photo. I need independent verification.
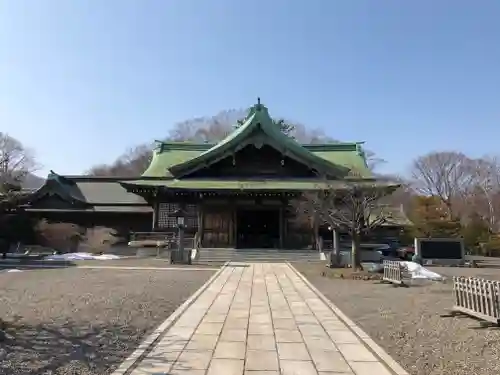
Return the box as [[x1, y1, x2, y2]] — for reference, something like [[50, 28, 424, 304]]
[[202, 209, 233, 248]]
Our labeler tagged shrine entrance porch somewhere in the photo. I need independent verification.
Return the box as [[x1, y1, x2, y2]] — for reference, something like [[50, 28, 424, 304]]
[[236, 207, 280, 249]]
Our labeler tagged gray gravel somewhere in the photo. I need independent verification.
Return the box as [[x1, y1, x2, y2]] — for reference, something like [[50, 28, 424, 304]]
[[0, 267, 216, 375], [295, 264, 500, 375]]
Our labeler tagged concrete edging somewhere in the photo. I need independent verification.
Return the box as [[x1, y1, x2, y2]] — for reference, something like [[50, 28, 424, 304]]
[[111, 261, 230, 375], [286, 262, 410, 375]]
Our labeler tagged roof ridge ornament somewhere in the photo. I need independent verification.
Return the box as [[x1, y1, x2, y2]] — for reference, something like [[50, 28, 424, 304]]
[[255, 97, 262, 111]]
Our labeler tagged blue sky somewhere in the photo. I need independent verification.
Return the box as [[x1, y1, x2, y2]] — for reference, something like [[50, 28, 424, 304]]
[[0, 1, 499, 177]]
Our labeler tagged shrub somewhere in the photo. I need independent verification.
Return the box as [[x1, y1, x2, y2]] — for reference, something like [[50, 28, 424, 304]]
[[82, 227, 118, 254], [35, 219, 82, 252]]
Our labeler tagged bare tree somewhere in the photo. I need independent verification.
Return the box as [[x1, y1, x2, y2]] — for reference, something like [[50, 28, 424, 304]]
[[294, 179, 397, 269], [467, 156, 500, 232], [0, 133, 38, 186], [88, 144, 153, 177], [410, 151, 475, 219]]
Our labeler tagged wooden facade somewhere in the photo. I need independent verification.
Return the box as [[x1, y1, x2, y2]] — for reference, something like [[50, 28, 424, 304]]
[[151, 195, 308, 249]]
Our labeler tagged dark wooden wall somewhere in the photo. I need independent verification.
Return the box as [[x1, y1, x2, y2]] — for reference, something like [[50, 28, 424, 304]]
[[187, 145, 316, 178]]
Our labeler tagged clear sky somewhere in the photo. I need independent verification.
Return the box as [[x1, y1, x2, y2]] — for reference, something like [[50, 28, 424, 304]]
[[1, 0, 499, 177]]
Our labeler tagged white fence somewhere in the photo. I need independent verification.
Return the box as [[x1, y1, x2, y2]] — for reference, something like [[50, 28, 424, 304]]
[[452, 276, 500, 325], [383, 260, 409, 286]]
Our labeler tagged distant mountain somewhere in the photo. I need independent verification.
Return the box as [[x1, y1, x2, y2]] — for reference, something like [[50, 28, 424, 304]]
[[21, 173, 45, 190]]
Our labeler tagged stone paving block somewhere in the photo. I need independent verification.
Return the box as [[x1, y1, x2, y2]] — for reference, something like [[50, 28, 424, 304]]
[[163, 326, 195, 341], [175, 313, 204, 327], [302, 335, 338, 351], [317, 373, 353, 375], [291, 308, 312, 315], [337, 343, 378, 362], [220, 328, 247, 341], [251, 306, 270, 314], [153, 338, 187, 351], [348, 361, 393, 375], [243, 371, 280, 375], [245, 350, 279, 371], [185, 334, 219, 350], [275, 329, 303, 343], [232, 304, 250, 310], [247, 334, 276, 350], [309, 349, 352, 372], [224, 317, 249, 329], [214, 341, 246, 359], [203, 314, 227, 323], [294, 314, 318, 324], [168, 369, 206, 375], [173, 350, 213, 370], [249, 314, 272, 324], [228, 309, 250, 319], [129, 358, 174, 374], [207, 358, 245, 375], [322, 320, 347, 331], [298, 323, 328, 337], [327, 330, 360, 344], [271, 310, 293, 319], [208, 307, 231, 315], [277, 342, 311, 360], [280, 360, 318, 375], [290, 301, 308, 308], [195, 322, 224, 335], [272, 318, 296, 330], [248, 323, 273, 335]]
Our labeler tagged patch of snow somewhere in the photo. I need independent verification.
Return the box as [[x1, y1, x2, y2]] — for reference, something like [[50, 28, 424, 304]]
[[43, 252, 121, 261], [401, 261, 444, 281], [6, 269, 23, 273]]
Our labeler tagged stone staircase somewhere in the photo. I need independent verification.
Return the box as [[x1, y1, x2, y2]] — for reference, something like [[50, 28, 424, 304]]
[[196, 248, 322, 264]]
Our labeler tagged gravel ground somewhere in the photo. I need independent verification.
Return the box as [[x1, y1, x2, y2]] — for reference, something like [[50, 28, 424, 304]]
[[0, 267, 216, 375], [294, 263, 500, 375], [0, 257, 220, 269]]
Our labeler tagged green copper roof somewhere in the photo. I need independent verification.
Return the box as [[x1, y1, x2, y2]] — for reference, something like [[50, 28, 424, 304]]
[[121, 178, 396, 191], [168, 102, 351, 177], [30, 173, 148, 206], [143, 101, 371, 178]]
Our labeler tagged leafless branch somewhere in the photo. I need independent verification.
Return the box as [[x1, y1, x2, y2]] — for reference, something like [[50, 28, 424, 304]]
[[410, 151, 475, 218], [294, 180, 397, 235], [0, 132, 39, 186]]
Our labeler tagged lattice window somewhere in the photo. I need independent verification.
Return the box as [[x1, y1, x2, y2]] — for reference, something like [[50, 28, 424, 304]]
[[185, 204, 199, 229], [157, 203, 199, 229], [157, 203, 179, 229]]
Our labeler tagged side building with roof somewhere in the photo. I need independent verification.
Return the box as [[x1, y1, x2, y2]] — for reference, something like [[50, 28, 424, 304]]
[[24, 101, 409, 249]]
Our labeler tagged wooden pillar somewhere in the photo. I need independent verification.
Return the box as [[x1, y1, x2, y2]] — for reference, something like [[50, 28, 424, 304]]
[[232, 203, 237, 248], [197, 204, 204, 248], [313, 214, 319, 250], [151, 200, 158, 231], [279, 206, 284, 249]]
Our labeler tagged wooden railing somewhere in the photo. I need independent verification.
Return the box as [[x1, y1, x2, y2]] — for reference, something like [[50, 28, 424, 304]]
[[452, 276, 500, 325], [129, 232, 197, 250], [383, 260, 409, 286]]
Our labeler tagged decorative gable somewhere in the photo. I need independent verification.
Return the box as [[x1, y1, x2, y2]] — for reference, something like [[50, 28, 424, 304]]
[[168, 100, 350, 179]]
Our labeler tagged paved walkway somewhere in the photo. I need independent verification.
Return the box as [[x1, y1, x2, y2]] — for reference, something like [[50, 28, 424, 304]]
[[127, 263, 400, 375]]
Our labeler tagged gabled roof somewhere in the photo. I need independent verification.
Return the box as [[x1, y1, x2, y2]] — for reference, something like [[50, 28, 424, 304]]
[[168, 101, 354, 178], [28, 172, 149, 207], [143, 101, 371, 179]]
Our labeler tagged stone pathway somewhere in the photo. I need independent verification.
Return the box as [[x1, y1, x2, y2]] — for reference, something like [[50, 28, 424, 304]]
[[128, 263, 400, 375]]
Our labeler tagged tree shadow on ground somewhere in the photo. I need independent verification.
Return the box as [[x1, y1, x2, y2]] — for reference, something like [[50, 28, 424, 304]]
[[0, 318, 146, 375]]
